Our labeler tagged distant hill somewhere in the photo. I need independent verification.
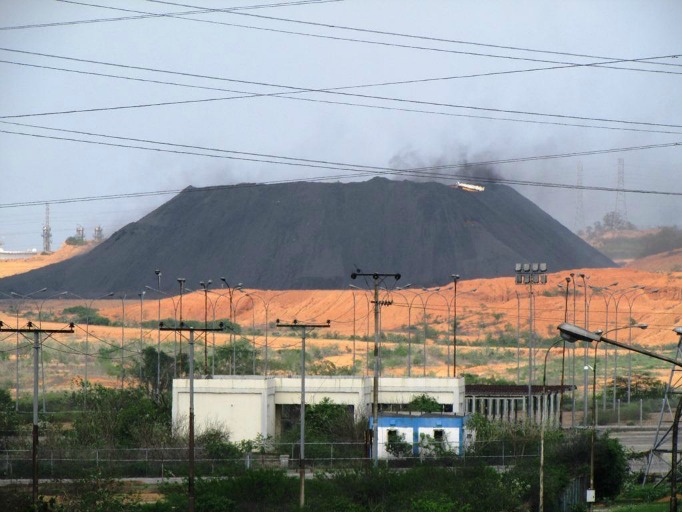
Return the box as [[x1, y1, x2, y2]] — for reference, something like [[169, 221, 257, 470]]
[[0, 178, 614, 297]]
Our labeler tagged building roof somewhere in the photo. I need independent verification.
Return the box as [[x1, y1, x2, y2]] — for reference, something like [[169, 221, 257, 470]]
[[466, 384, 574, 396]]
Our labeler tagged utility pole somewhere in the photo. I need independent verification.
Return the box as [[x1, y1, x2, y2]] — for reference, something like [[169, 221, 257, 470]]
[[160, 322, 224, 512], [276, 319, 330, 509], [351, 272, 400, 466], [0, 321, 74, 507]]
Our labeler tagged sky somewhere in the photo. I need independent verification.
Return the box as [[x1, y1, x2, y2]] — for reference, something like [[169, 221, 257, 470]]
[[1, 0, 681, 252]]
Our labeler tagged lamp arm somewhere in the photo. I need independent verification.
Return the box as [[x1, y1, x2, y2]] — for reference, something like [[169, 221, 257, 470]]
[[600, 336, 682, 369]]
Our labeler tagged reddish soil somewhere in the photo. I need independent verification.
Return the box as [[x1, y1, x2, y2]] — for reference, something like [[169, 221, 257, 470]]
[[3, 246, 682, 382]]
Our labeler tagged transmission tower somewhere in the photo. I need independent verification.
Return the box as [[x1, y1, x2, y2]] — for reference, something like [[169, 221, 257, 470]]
[[614, 159, 628, 224], [643, 329, 682, 483], [93, 225, 103, 242], [573, 162, 585, 233], [41, 204, 52, 253]]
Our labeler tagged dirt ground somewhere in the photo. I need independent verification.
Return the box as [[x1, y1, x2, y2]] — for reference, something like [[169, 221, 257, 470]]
[[2, 245, 682, 384]]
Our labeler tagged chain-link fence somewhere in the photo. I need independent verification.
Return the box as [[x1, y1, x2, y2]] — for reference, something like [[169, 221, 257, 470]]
[[0, 440, 540, 480]]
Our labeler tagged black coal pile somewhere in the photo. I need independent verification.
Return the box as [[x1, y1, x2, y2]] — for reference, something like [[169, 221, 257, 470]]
[[0, 178, 614, 297]]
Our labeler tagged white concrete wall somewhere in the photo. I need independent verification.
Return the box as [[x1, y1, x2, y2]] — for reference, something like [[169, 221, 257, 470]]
[[377, 427, 414, 459], [172, 375, 465, 443], [417, 427, 460, 453], [173, 377, 275, 442]]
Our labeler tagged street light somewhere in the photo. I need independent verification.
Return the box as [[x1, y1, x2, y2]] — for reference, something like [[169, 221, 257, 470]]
[[558, 322, 676, 510], [540, 338, 564, 512], [220, 278, 243, 375], [424, 290, 449, 377], [138, 290, 146, 381], [66, 291, 114, 404], [350, 284, 373, 375], [119, 294, 126, 388], [579, 273, 590, 426], [625, 288, 658, 402], [388, 286, 413, 377], [154, 270, 162, 394], [451, 274, 460, 378], [200, 280, 212, 375], [145, 284, 181, 381], [612, 286, 645, 410]]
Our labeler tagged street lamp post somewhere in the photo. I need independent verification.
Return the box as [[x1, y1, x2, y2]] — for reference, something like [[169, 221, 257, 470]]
[[625, 289, 658, 403], [138, 290, 145, 381], [612, 286, 644, 410], [515, 291, 521, 385], [540, 339, 564, 512], [119, 294, 126, 388], [67, 291, 114, 405], [452, 274, 460, 378], [177, 278, 186, 376], [200, 280, 212, 376], [220, 278, 243, 375], [145, 284, 181, 381], [579, 273, 590, 426], [155, 270, 162, 394], [408, 293, 424, 378], [590, 284, 616, 411], [387, 287, 412, 377], [424, 290, 449, 377], [557, 322, 674, 510]]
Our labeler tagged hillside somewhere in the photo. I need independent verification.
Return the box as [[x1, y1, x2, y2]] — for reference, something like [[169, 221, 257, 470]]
[[0, 178, 614, 297], [5, 265, 680, 389], [0, 243, 93, 279]]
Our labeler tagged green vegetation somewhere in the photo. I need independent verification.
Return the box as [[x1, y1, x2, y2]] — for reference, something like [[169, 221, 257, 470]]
[[61, 306, 112, 326], [582, 212, 681, 260]]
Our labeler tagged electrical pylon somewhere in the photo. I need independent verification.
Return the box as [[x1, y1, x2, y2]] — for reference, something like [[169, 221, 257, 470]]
[[574, 162, 585, 233], [614, 158, 628, 225], [41, 203, 52, 253], [643, 331, 682, 483]]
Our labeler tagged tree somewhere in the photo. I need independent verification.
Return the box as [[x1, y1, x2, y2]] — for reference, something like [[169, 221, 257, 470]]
[[71, 383, 171, 447], [0, 388, 19, 447], [407, 394, 441, 413], [132, 347, 174, 398], [215, 339, 257, 375]]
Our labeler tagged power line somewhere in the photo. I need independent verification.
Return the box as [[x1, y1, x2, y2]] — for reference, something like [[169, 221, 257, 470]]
[[2, 48, 679, 131], [2, 120, 681, 180], [0, 123, 680, 209], [1, 60, 680, 137], [166, 0, 680, 70], [53, 0, 682, 75], [0, 0, 341, 30]]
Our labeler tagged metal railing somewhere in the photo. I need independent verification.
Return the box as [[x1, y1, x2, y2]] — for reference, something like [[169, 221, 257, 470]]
[[0, 440, 539, 480]]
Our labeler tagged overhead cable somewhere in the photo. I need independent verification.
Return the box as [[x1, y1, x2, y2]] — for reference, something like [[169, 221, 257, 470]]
[[1, 48, 679, 131]]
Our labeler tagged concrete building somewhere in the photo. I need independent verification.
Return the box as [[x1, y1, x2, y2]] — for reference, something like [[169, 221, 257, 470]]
[[172, 375, 465, 443], [372, 413, 468, 458], [466, 384, 572, 425]]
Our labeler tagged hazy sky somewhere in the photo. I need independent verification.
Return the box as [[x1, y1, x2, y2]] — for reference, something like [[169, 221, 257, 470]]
[[1, 0, 681, 251]]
